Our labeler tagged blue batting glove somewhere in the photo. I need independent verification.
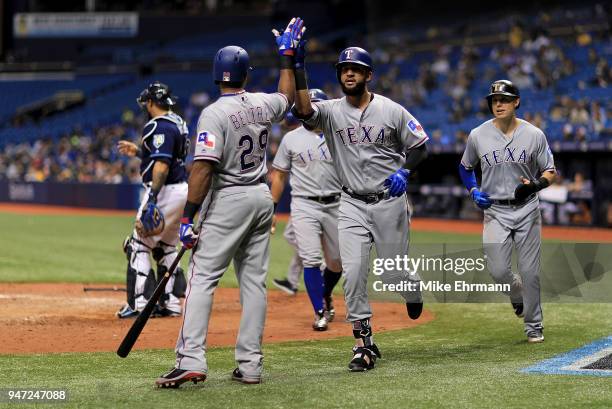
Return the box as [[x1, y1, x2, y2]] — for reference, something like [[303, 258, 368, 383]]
[[272, 17, 305, 56], [179, 217, 198, 249], [295, 39, 307, 69], [384, 168, 410, 197], [471, 189, 492, 209]]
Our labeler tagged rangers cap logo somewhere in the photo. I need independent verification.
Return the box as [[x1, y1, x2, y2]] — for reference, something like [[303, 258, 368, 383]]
[[223, 72, 231, 81]]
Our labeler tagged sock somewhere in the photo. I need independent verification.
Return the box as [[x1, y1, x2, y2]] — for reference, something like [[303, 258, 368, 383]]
[[303, 267, 324, 312], [323, 268, 342, 298]]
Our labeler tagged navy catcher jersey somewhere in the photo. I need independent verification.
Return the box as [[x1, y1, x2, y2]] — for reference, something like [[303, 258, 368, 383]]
[[140, 112, 189, 184]]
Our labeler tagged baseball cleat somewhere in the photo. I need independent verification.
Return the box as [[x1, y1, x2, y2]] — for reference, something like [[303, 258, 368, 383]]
[[406, 302, 423, 320], [349, 347, 377, 372], [512, 302, 524, 318], [152, 305, 181, 318], [272, 278, 298, 296], [527, 332, 544, 344], [324, 295, 335, 322], [313, 310, 329, 331], [116, 304, 139, 319], [155, 368, 206, 388], [231, 368, 261, 384]]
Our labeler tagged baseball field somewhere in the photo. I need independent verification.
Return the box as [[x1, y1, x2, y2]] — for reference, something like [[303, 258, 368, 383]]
[[1, 204, 611, 408]]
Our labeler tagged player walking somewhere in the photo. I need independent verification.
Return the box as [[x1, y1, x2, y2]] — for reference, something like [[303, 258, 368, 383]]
[[292, 44, 429, 371], [270, 88, 343, 331], [116, 82, 189, 319], [459, 80, 555, 343], [155, 18, 304, 388]]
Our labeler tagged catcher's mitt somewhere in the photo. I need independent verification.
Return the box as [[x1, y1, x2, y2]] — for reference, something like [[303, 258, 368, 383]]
[[135, 204, 165, 237]]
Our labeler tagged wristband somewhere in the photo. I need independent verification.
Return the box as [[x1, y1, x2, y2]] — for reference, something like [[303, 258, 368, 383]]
[[295, 69, 308, 90], [273, 203, 278, 213], [534, 176, 550, 191], [182, 201, 200, 221], [280, 55, 294, 69]]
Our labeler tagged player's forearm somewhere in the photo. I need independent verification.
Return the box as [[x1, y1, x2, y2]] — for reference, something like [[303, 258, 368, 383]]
[[270, 170, 288, 204], [404, 144, 428, 171], [149, 161, 170, 202], [541, 170, 555, 185], [293, 72, 314, 118], [278, 56, 295, 106], [458, 163, 478, 193], [183, 160, 214, 220]]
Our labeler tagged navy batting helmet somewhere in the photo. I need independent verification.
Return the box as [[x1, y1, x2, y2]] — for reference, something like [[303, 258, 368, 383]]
[[137, 81, 177, 108], [213, 45, 251, 84], [335, 47, 373, 80], [486, 79, 520, 113], [308, 88, 328, 102]]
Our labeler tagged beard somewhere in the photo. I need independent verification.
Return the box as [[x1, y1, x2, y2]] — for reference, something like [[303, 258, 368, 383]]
[[341, 79, 367, 96]]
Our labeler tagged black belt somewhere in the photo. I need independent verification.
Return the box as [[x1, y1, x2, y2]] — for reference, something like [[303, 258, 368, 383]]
[[491, 194, 535, 206], [306, 194, 340, 204], [342, 186, 387, 204]]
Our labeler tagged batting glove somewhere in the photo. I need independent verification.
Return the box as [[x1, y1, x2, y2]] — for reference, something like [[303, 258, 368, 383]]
[[384, 168, 410, 197], [272, 17, 306, 56], [179, 217, 198, 249], [471, 189, 492, 209]]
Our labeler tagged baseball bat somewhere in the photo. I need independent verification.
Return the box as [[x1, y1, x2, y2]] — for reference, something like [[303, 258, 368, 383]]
[[83, 286, 126, 292], [117, 246, 187, 358]]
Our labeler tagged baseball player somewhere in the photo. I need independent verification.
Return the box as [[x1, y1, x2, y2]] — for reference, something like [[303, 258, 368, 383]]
[[292, 44, 429, 371], [270, 88, 343, 331], [155, 18, 304, 388], [116, 81, 189, 319], [459, 80, 555, 343]]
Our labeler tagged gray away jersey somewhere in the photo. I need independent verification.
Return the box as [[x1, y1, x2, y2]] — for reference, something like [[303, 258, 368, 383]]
[[461, 119, 555, 199], [303, 94, 428, 194], [273, 125, 342, 197], [194, 91, 289, 188]]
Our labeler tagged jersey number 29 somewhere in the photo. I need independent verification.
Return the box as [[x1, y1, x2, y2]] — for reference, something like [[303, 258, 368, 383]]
[[239, 129, 268, 171]]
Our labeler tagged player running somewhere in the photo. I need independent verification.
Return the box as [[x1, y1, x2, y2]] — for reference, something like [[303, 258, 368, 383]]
[[270, 88, 343, 332], [292, 42, 429, 371], [155, 18, 304, 388], [459, 80, 555, 343]]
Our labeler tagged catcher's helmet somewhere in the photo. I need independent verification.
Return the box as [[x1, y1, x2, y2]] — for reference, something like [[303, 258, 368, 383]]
[[335, 47, 373, 81], [486, 79, 520, 113], [137, 82, 177, 109], [308, 88, 328, 102], [213, 45, 251, 84]]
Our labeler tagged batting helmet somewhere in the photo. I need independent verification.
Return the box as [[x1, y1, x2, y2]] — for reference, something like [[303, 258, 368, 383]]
[[335, 47, 373, 81], [137, 82, 177, 109], [309, 88, 328, 102], [213, 45, 251, 84], [486, 79, 520, 113]]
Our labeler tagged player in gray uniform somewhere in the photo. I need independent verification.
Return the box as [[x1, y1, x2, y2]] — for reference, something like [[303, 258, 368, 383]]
[[155, 18, 304, 389], [270, 88, 343, 331], [292, 45, 429, 371], [459, 80, 555, 344]]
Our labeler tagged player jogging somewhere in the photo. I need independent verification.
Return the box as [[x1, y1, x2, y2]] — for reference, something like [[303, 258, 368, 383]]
[[459, 79, 555, 343], [292, 43, 429, 371], [155, 18, 304, 388], [270, 88, 343, 331], [116, 82, 189, 319]]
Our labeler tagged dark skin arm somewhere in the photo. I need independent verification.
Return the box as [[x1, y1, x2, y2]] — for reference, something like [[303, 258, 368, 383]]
[[269, 169, 289, 234], [186, 160, 215, 209], [294, 88, 314, 118], [278, 62, 296, 107], [404, 144, 428, 171]]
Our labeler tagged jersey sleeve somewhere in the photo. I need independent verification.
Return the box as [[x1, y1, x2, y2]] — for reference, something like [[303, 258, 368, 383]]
[[146, 120, 177, 164], [536, 130, 555, 173], [460, 131, 479, 170], [397, 107, 429, 150], [194, 109, 225, 163], [264, 92, 290, 123], [272, 136, 291, 172], [300, 100, 329, 129]]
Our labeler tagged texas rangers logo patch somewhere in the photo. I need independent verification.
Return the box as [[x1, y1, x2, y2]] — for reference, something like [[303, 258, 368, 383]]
[[197, 131, 216, 149], [152, 134, 165, 148], [223, 72, 231, 81]]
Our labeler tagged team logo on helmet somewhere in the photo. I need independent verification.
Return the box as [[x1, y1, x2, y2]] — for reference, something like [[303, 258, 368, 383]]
[[345, 49, 354, 60], [223, 72, 231, 81]]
